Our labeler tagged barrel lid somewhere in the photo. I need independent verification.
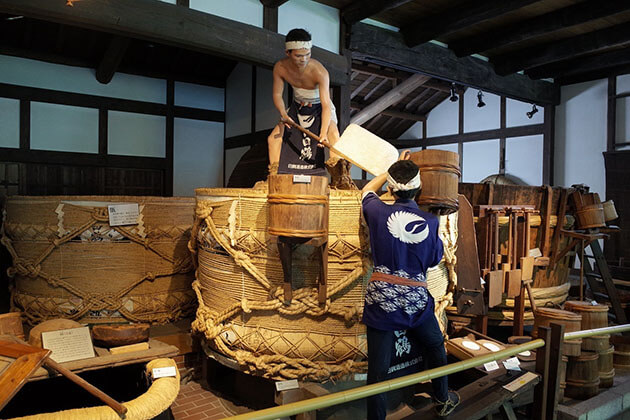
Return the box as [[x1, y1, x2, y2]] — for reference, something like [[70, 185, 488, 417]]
[[564, 300, 609, 312], [535, 307, 582, 320]]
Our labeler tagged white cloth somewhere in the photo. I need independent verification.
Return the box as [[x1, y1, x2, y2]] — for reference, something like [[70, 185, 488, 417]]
[[387, 171, 421, 192], [293, 87, 338, 124], [285, 40, 312, 50]]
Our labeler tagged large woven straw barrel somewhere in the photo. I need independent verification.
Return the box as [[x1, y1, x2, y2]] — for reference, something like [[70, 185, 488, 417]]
[[410, 149, 460, 214], [190, 187, 457, 381], [267, 174, 328, 238], [2, 196, 196, 326]]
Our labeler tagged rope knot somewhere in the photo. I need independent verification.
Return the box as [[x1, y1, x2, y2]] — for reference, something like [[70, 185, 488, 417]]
[[241, 298, 252, 314], [92, 208, 110, 222], [146, 272, 156, 281]]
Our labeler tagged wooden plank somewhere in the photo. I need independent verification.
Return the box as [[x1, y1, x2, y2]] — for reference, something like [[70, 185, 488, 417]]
[[545, 323, 564, 420], [350, 102, 426, 122], [350, 73, 430, 125], [350, 23, 559, 105], [401, 0, 539, 47], [95, 35, 130, 84], [533, 326, 551, 420], [0, 0, 348, 86], [450, 1, 630, 58], [589, 240, 627, 324], [342, 0, 413, 25], [455, 194, 486, 315], [493, 22, 630, 76], [224, 129, 269, 149], [0, 350, 50, 411]]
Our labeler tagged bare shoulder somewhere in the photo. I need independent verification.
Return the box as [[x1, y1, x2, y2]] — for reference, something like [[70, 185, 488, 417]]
[[309, 59, 329, 79], [273, 59, 289, 75]]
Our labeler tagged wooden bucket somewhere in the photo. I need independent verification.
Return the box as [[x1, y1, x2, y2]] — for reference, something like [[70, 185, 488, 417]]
[[559, 355, 568, 402], [612, 336, 630, 368], [564, 300, 609, 351], [602, 200, 618, 222], [576, 204, 605, 229], [533, 308, 582, 356], [410, 149, 460, 214], [3, 196, 197, 326], [598, 345, 615, 388], [0, 312, 25, 340], [582, 335, 611, 352], [566, 351, 600, 400], [268, 174, 329, 238]]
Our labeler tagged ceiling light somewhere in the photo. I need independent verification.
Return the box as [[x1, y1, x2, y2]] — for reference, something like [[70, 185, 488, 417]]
[[526, 104, 538, 119], [477, 90, 486, 108], [449, 83, 458, 102]]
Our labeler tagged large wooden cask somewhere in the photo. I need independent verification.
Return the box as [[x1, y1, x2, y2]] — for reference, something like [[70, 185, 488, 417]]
[[410, 149, 460, 215], [533, 308, 582, 356]]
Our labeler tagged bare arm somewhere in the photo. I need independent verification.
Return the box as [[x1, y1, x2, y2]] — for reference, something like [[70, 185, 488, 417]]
[[316, 65, 332, 140], [272, 63, 290, 122], [361, 150, 412, 195]]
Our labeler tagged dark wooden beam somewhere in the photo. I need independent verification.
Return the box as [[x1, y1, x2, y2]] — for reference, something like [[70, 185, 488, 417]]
[[526, 48, 630, 80], [450, 1, 630, 57], [608, 76, 617, 153], [350, 101, 426, 121], [543, 104, 555, 185], [19, 100, 30, 150], [351, 74, 376, 99], [263, 5, 278, 32], [363, 78, 389, 101], [0, 0, 349, 85], [165, 79, 174, 196], [493, 22, 630, 76], [259, 0, 289, 7], [350, 22, 559, 104], [176, 0, 189, 7], [333, 49, 352, 132], [342, 0, 413, 25], [401, 0, 538, 47], [558, 63, 630, 86], [224, 129, 269, 150], [389, 123, 544, 148], [95, 36, 130, 84]]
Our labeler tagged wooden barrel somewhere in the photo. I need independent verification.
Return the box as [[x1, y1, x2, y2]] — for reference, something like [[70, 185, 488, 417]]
[[576, 204, 605, 229], [612, 335, 630, 368], [268, 174, 329, 238], [598, 345, 615, 388], [3, 196, 197, 326], [0, 312, 25, 340], [566, 351, 600, 400], [602, 200, 618, 222], [410, 149, 460, 214], [533, 308, 582, 356], [564, 300, 609, 352], [559, 355, 568, 402]]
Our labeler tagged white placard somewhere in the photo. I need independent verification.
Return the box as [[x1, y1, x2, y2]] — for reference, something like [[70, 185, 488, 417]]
[[152, 366, 177, 379], [108, 203, 139, 226], [354, 373, 368, 381], [275, 379, 299, 391], [484, 361, 500, 372], [293, 174, 312, 184], [503, 356, 521, 371], [503, 371, 539, 392], [41, 326, 95, 363]]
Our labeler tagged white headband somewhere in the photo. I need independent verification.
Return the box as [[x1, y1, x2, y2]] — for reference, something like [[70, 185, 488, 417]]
[[285, 40, 312, 50], [387, 171, 422, 192]]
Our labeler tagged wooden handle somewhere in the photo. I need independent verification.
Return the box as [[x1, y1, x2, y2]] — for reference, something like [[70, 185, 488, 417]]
[[524, 280, 537, 313], [43, 358, 128, 416], [283, 119, 331, 148]]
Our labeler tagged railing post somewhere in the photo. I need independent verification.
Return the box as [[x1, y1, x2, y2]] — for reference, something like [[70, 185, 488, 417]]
[[546, 322, 565, 420], [533, 326, 551, 420]]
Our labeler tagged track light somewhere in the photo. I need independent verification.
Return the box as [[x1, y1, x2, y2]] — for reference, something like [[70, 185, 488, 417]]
[[526, 104, 538, 119], [449, 83, 458, 102], [477, 90, 486, 108]]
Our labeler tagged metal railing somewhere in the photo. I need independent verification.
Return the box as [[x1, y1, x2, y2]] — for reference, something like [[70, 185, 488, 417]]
[[225, 323, 630, 420]]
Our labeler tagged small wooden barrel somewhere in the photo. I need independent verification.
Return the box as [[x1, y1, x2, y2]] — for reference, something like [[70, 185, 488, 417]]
[[409, 149, 460, 214], [598, 345, 615, 388], [566, 351, 600, 400], [559, 355, 568, 402], [612, 335, 630, 368], [602, 200, 618, 222], [268, 174, 329, 238], [533, 307, 582, 356], [0, 312, 25, 340], [575, 204, 605, 229], [582, 335, 611, 352], [564, 300, 609, 351]]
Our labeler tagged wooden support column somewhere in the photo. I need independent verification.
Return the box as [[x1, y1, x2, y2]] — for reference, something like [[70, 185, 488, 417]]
[[499, 96, 506, 175], [543, 104, 555, 185], [333, 50, 352, 133], [95, 36, 130, 84], [458, 88, 464, 171], [533, 326, 551, 420], [19, 100, 30, 150], [607, 76, 617, 152], [165, 79, 174, 196], [545, 323, 565, 420]]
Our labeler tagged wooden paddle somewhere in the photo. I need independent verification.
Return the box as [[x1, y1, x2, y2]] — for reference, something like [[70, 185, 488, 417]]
[[282, 118, 331, 148]]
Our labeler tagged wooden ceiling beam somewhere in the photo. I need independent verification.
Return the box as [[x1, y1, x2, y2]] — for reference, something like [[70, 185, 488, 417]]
[[450, 1, 630, 57], [342, 0, 413, 25], [95, 35, 130, 84], [401, 0, 538, 48], [350, 22, 559, 104], [0, 0, 349, 85], [558, 63, 630, 86], [350, 101, 426, 121], [527, 48, 630, 81], [493, 22, 630, 76], [363, 77, 389, 101], [259, 0, 289, 8], [351, 74, 376, 99]]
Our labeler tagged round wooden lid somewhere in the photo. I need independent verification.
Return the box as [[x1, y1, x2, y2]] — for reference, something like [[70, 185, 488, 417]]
[[535, 307, 582, 320], [564, 300, 609, 313]]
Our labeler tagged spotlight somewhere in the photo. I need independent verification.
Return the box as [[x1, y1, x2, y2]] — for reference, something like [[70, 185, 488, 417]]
[[449, 83, 458, 102], [526, 104, 538, 119], [477, 90, 486, 108]]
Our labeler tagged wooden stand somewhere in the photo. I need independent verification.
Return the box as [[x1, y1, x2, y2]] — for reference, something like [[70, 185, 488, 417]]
[[277, 236, 328, 304]]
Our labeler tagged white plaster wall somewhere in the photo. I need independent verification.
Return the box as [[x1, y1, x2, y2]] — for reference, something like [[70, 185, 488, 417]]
[[225, 146, 251, 185], [554, 79, 607, 197], [108, 112, 166, 157], [464, 90, 500, 133], [175, 81, 224, 111], [0, 98, 19, 148], [174, 118, 224, 195], [256, 67, 279, 131], [616, 97, 629, 147], [426, 98, 458, 137], [462, 139, 500, 183], [225, 63, 253, 138], [158, 0, 176, 3], [190, 0, 263, 27], [618, 74, 630, 92], [30, 102, 99, 154], [0, 54, 165, 103], [505, 135, 543, 186], [398, 122, 423, 139], [278, 0, 340, 54], [507, 98, 544, 127]]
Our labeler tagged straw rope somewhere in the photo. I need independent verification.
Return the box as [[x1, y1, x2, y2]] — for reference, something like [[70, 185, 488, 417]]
[[2, 200, 194, 325], [8, 358, 180, 420], [434, 212, 458, 336]]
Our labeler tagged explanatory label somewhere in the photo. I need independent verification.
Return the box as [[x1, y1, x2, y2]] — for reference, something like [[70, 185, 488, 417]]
[[293, 174, 312, 184], [152, 366, 177, 379], [108, 203, 139, 226], [41, 326, 95, 364], [275, 379, 299, 391]]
